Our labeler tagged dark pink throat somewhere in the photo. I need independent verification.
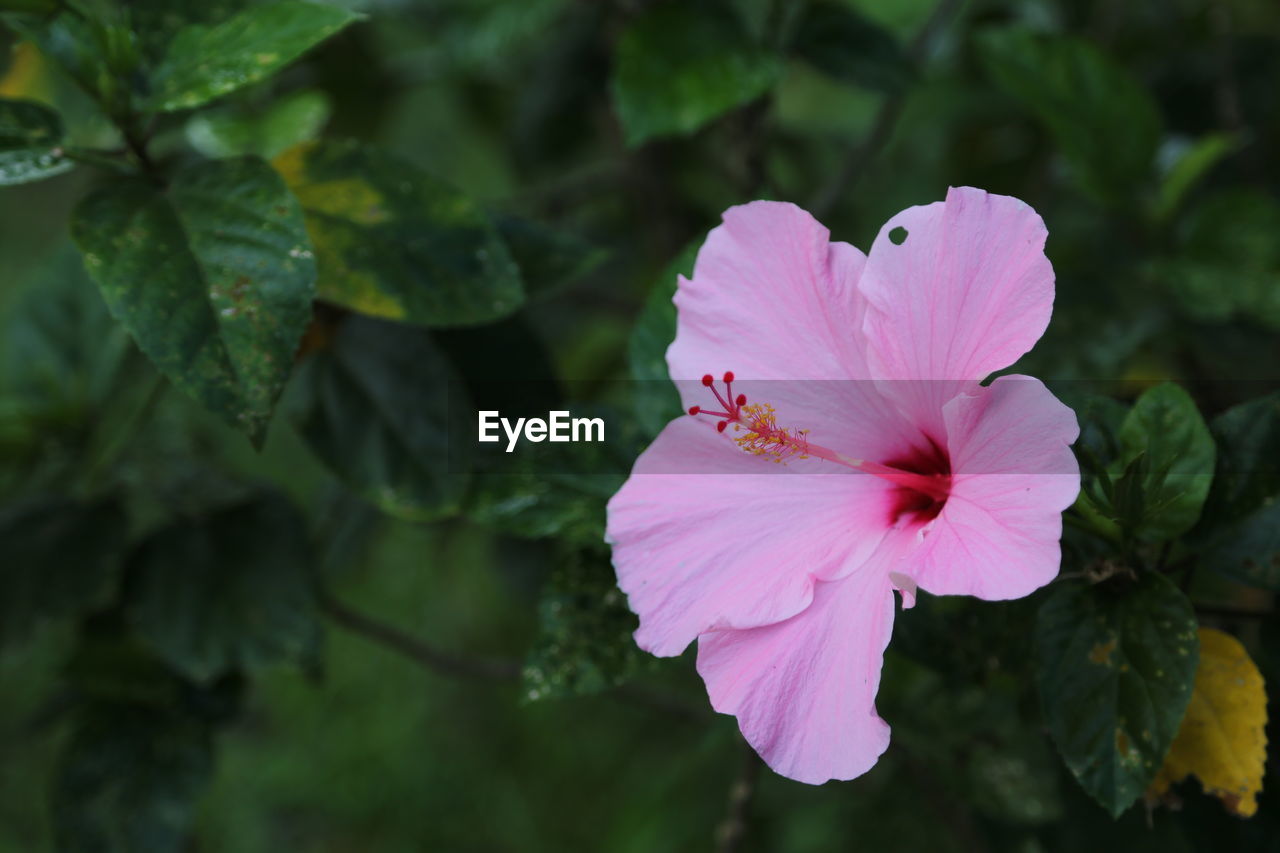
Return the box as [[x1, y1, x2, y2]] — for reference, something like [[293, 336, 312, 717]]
[[883, 438, 951, 525]]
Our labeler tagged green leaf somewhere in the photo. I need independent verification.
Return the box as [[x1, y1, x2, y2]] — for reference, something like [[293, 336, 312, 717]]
[[466, 472, 617, 545], [628, 243, 697, 439], [1036, 572, 1199, 817], [790, 0, 913, 94], [62, 609, 248, 713], [0, 97, 72, 185], [523, 546, 650, 701], [185, 89, 332, 159], [9, 11, 143, 118], [54, 705, 212, 853], [401, 0, 572, 76], [977, 29, 1161, 205], [72, 156, 316, 445], [3, 251, 139, 415], [1059, 392, 1128, 543], [1154, 133, 1238, 223], [494, 214, 607, 301], [0, 255, 153, 501], [127, 0, 256, 61], [611, 0, 782, 146], [1158, 189, 1280, 330], [1193, 393, 1280, 589], [1116, 383, 1215, 541], [274, 140, 525, 326], [127, 494, 319, 682], [288, 315, 469, 521], [0, 499, 126, 650], [460, 400, 642, 544], [146, 0, 363, 113], [464, 411, 630, 544]]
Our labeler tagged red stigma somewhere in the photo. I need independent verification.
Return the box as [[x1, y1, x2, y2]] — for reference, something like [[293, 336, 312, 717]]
[[688, 370, 746, 431]]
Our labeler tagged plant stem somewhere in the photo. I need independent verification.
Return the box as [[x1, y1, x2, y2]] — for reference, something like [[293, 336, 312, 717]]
[[318, 590, 521, 681], [319, 589, 710, 720], [63, 146, 134, 174], [715, 739, 763, 853], [811, 0, 963, 218], [81, 372, 168, 492], [1194, 602, 1272, 621]]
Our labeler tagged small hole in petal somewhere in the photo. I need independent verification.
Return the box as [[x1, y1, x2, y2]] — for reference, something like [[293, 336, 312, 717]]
[[889, 226, 908, 245]]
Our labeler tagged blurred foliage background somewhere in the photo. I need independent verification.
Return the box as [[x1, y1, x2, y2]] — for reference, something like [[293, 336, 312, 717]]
[[2, 0, 1280, 850]]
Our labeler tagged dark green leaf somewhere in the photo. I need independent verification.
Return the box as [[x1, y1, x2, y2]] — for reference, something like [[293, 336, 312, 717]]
[[1193, 393, 1280, 589], [977, 29, 1161, 205], [1060, 392, 1128, 544], [275, 140, 525, 326], [127, 494, 319, 682], [3, 251, 139, 415], [628, 243, 697, 439], [462, 398, 640, 544], [465, 463, 623, 547], [790, 0, 913, 94], [7, 11, 141, 117], [288, 315, 469, 521], [0, 0, 58, 12], [72, 156, 316, 445], [466, 474, 613, 545], [523, 546, 650, 701], [54, 705, 212, 853], [0, 97, 72, 185], [64, 613, 194, 706], [611, 0, 782, 146], [494, 215, 607, 301], [146, 0, 363, 113], [401, 0, 572, 77], [185, 89, 332, 159], [0, 499, 126, 650], [1159, 189, 1280, 330], [0, 255, 153, 502], [1116, 383, 1215, 541], [1036, 572, 1199, 817]]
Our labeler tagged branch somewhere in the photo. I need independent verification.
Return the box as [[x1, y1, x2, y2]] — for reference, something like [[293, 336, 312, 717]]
[[715, 739, 763, 853], [319, 591, 522, 681], [1194, 602, 1272, 621], [811, 0, 963, 218], [614, 682, 711, 723], [320, 590, 710, 720]]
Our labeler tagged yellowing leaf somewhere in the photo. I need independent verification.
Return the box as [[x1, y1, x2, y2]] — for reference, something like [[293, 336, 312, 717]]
[[1147, 627, 1268, 816], [0, 43, 50, 101]]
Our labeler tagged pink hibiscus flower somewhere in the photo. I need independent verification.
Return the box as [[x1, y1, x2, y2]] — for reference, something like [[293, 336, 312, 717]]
[[606, 187, 1081, 784]]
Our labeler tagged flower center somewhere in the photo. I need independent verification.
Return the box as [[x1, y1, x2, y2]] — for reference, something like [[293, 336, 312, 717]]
[[689, 372, 952, 516]]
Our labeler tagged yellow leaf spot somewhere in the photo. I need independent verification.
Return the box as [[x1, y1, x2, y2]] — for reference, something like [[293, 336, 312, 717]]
[[1089, 635, 1117, 666], [1146, 627, 1268, 817], [0, 42, 51, 101]]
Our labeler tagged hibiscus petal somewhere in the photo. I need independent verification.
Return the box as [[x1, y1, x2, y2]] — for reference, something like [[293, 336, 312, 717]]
[[606, 416, 897, 657], [908, 376, 1081, 600], [696, 550, 904, 784], [860, 187, 1054, 383], [667, 201, 870, 383]]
